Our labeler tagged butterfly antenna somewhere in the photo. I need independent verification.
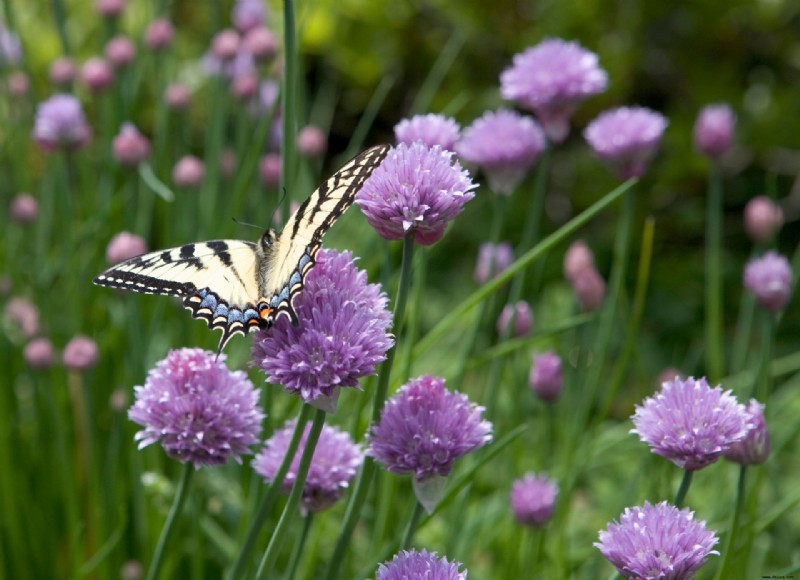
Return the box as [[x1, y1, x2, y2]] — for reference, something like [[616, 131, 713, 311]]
[[232, 217, 263, 230]]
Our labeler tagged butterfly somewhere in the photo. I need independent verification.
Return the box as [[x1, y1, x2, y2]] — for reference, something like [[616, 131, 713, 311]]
[[94, 144, 390, 352]]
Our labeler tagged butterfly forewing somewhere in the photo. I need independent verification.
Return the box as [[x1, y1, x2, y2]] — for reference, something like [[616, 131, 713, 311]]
[[93, 144, 390, 352]]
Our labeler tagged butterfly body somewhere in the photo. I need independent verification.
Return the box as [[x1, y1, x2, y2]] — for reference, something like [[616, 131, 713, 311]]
[[94, 144, 389, 351]]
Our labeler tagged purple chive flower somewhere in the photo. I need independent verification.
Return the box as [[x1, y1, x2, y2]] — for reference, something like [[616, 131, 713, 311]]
[[165, 83, 191, 110], [474, 242, 514, 284], [596, 501, 719, 580], [529, 351, 563, 402], [496, 301, 533, 338], [743, 251, 793, 312], [296, 125, 327, 157], [724, 399, 769, 466], [563, 240, 596, 281], [243, 26, 278, 62], [0, 25, 22, 67], [500, 38, 608, 143], [252, 249, 393, 410], [455, 109, 546, 195], [63, 335, 99, 371], [356, 142, 476, 245], [112, 123, 150, 165], [258, 153, 281, 186], [744, 196, 784, 244], [631, 376, 752, 470], [376, 549, 467, 580], [24, 337, 56, 370], [33, 94, 92, 152], [232, 0, 267, 33], [394, 113, 461, 150], [570, 266, 606, 312], [510, 472, 558, 527], [584, 106, 668, 180], [129, 348, 264, 467], [81, 57, 114, 92], [694, 104, 736, 159], [10, 193, 38, 224], [172, 155, 205, 188], [367, 375, 492, 511], [105, 35, 136, 68], [5, 296, 40, 338], [144, 18, 174, 51], [106, 231, 147, 265], [49, 57, 77, 87], [253, 420, 363, 513]]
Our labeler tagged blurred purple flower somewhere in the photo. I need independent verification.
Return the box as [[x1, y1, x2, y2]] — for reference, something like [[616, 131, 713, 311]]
[[165, 83, 191, 110], [595, 501, 719, 580], [563, 240, 595, 281], [357, 142, 476, 245], [33, 94, 91, 152], [24, 337, 55, 369], [253, 419, 363, 513], [105, 35, 136, 68], [694, 104, 735, 159], [744, 196, 783, 244], [376, 549, 467, 580], [95, 0, 125, 18], [113, 123, 150, 165], [394, 113, 461, 150], [0, 24, 22, 66], [501, 38, 608, 143], [243, 26, 278, 61], [232, 0, 267, 32], [129, 348, 264, 467], [496, 301, 533, 338], [7, 71, 28, 96], [49, 57, 77, 87], [106, 231, 147, 265], [743, 251, 793, 312], [10, 193, 38, 224], [63, 335, 99, 371], [81, 57, 114, 92], [4, 296, 39, 338], [258, 153, 281, 186], [144, 19, 174, 51], [724, 399, 769, 466], [510, 472, 558, 527], [172, 155, 205, 188], [367, 375, 492, 511], [251, 249, 393, 410], [297, 125, 327, 157], [570, 266, 606, 312], [529, 351, 563, 402], [456, 109, 546, 194], [474, 241, 514, 284], [584, 106, 668, 180], [631, 376, 752, 470]]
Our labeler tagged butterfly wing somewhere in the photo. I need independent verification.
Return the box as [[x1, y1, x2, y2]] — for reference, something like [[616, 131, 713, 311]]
[[93, 240, 265, 350], [255, 143, 390, 324]]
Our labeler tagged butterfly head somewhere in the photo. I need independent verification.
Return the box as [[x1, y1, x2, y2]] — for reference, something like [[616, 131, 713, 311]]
[[259, 229, 278, 250]]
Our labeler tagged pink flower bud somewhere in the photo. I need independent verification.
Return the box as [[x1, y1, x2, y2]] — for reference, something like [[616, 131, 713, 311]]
[[172, 155, 205, 188], [10, 193, 38, 223], [106, 231, 147, 265], [105, 35, 137, 68], [259, 153, 281, 186], [24, 338, 55, 369], [95, 0, 125, 18], [212, 29, 241, 60], [8, 71, 29, 96], [165, 83, 191, 110], [297, 125, 327, 158], [4, 297, 39, 338], [49, 57, 77, 86], [571, 266, 606, 311], [112, 123, 150, 165], [744, 196, 783, 244], [474, 242, 513, 284], [63, 335, 99, 371], [743, 251, 792, 312], [81, 57, 114, 92], [231, 72, 259, 100], [564, 240, 595, 281], [244, 26, 278, 61], [529, 351, 563, 402], [144, 19, 174, 51], [694, 104, 735, 159], [496, 301, 533, 338]]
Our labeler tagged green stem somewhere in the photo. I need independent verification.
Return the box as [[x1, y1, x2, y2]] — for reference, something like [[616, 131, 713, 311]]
[[226, 404, 313, 580], [673, 469, 694, 508], [146, 462, 194, 580], [286, 513, 314, 580], [751, 315, 775, 402], [401, 501, 425, 549], [714, 466, 747, 580], [50, 0, 71, 55], [256, 407, 326, 579], [324, 233, 416, 580], [281, 0, 298, 220], [705, 164, 724, 382]]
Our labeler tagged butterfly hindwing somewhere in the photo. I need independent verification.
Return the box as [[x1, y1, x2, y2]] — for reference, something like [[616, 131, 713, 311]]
[[93, 144, 390, 352], [258, 144, 390, 320]]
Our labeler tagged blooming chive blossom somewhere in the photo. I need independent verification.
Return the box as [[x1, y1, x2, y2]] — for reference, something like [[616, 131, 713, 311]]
[[253, 420, 363, 513], [510, 473, 558, 527], [500, 39, 608, 143], [584, 106, 668, 180], [631, 376, 752, 470], [596, 501, 719, 580], [376, 549, 467, 580], [724, 399, 770, 465], [112, 123, 150, 165], [394, 113, 461, 150], [743, 251, 793, 312], [252, 249, 393, 408], [129, 348, 264, 467], [357, 142, 476, 245], [367, 375, 492, 481], [529, 351, 563, 402], [694, 104, 736, 159], [744, 196, 784, 244], [33, 95, 92, 152], [455, 109, 547, 195], [232, 0, 267, 32], [474, 242, 513, 284]]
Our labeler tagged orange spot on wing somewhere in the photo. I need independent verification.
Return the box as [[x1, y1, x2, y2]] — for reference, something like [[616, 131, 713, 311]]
[[259, 306, 274, 320]]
